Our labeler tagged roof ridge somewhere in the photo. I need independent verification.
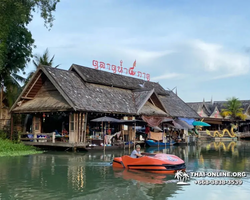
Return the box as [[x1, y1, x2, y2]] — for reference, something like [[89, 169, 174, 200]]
[[71, 63, 159, 84], [43, 65, 75, 73]]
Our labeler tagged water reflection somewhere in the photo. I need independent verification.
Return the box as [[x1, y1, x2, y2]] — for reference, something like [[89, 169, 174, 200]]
[[113, 168, 169, 184], [0, 141, 250, 199]]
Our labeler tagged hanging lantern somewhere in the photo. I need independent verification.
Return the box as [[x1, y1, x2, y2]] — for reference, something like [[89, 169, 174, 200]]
[[43, 113, 46, 118]]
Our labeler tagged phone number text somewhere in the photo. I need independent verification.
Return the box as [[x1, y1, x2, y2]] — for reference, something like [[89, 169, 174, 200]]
[[194, 179, 243, 185]]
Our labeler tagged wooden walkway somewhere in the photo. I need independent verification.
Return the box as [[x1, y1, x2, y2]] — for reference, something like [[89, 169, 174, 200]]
[[23, 141, 88, 148], [239, 132, 250, 139]]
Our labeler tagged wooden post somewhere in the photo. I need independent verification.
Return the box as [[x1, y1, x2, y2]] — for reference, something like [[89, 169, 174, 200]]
[[79, 113, 82, 142], [78, 113, 80, 143], [133, 123, 135, 150], [81, 113, 84, 143], [122, 129, 125, 150], [83, 112, 88, 144], [10, 114, 13, 140], [165, 135, 166, 149], [52, 132, 55, 143], [102, 121, 105, 154], [129, 137, 130, 153]]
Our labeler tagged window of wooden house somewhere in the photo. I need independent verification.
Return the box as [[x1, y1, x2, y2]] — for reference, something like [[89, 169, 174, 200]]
[[34, 117, 40, 131], [70, 114, 74, 131]]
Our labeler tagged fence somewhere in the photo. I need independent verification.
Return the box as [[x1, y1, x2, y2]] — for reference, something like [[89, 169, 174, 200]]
[[18, 132, 56, 143]]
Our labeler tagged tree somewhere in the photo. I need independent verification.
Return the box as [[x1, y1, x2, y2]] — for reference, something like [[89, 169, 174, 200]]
[[26, 48, 60, 83], [221, 97, 247, 121], [0, 0, 60, 107]]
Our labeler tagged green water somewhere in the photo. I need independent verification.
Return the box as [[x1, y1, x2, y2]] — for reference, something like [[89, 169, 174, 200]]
[[0, 141, 250, 200]]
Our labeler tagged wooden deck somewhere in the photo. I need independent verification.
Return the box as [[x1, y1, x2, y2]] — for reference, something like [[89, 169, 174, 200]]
[[23, 141, 88, 148], [239, 132, 250, 139], [20, 132, 145, 151]]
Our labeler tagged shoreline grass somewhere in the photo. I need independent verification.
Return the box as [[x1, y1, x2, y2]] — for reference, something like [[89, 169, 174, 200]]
[[0, 138, 43, 157]]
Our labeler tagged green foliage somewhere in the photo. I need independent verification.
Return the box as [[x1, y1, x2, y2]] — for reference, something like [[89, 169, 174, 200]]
[[0, 0, 60, 106], [0, 130, 7, 139], [25, 48, 60, 83], [0, 138, 41, 157], [221, 97, 247, 121]]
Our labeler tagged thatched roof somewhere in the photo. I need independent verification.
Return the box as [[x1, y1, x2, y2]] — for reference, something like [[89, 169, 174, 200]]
[[159, 91, 200, 118], [11, 65, 200, 119], [13, 90, 71, 113], [187, 100, 250, 117], [139, 101, 167, 116], [133, 89, 153, 110], [70, 64, 168, 95]]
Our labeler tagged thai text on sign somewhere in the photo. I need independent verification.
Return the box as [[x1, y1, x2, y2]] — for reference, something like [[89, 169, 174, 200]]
[[92, 60, 150, 81]]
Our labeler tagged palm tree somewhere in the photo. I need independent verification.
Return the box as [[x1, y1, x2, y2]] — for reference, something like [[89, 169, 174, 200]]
[[221, 97, 247, 121], [174, 170, 183, 181], [25, 48, 60, 83], [182, 172, 190, 182]]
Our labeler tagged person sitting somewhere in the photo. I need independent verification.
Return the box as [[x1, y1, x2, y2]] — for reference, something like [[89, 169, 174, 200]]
[[62, 128, 68, 136], [130, 145, 143, 158]]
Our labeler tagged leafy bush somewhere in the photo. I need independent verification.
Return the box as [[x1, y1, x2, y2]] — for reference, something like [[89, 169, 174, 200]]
[[0, 138, 42, 157], [0, 130, 7, 139]]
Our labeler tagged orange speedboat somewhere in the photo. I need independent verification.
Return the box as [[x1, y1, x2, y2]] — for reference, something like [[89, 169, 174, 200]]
[[112, 152, 186, 174]]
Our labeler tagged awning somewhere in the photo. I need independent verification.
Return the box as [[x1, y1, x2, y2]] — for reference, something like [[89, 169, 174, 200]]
[[163, 121, 184, 129], [141, 115, 166, 127], [178, 117, 195, 125], [175, 119, 194, 129]]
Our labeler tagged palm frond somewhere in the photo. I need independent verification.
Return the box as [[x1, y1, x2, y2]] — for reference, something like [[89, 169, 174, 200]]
[[236, 113, 247, 121], [12, 73, 26, 83]]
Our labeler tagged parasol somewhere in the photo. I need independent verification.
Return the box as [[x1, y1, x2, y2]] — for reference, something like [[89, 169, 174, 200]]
[[192, 121, 211, 127]]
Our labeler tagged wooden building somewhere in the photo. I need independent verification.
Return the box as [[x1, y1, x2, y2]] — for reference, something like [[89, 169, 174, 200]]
[[10, 64, 199, 148]]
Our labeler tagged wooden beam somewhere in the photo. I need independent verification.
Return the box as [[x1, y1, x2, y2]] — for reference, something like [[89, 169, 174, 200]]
[[150, 97, 156, 106], [21, 97, 34, 100], [24, 72, 42, 98]]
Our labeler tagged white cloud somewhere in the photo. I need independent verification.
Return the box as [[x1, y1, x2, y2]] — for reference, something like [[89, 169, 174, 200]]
[[189, 39, 250, 78], [118, 48, 175, 65], [151, 73, 183, 81]]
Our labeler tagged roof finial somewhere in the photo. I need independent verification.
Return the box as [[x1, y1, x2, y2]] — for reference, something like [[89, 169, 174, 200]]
[[203, 98, 205, 103], [211, 96, 213, 104]]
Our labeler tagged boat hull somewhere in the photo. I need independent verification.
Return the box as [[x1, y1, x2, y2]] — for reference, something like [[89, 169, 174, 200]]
[[146, 140, 176, 147], [112, 153, 185, 174]]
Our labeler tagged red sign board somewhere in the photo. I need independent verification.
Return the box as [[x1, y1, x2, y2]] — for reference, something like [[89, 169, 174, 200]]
[[92, 60, 150, 81]]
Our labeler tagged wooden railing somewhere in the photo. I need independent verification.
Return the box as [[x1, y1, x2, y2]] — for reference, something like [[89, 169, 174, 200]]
[[18, 132, 56, 143]]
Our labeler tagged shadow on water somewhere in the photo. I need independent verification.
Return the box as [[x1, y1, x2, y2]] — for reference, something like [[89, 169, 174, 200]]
[[0, 141, 250, 199]]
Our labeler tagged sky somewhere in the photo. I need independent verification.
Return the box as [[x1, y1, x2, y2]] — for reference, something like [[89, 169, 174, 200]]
[[25, 0, 250, 103]]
